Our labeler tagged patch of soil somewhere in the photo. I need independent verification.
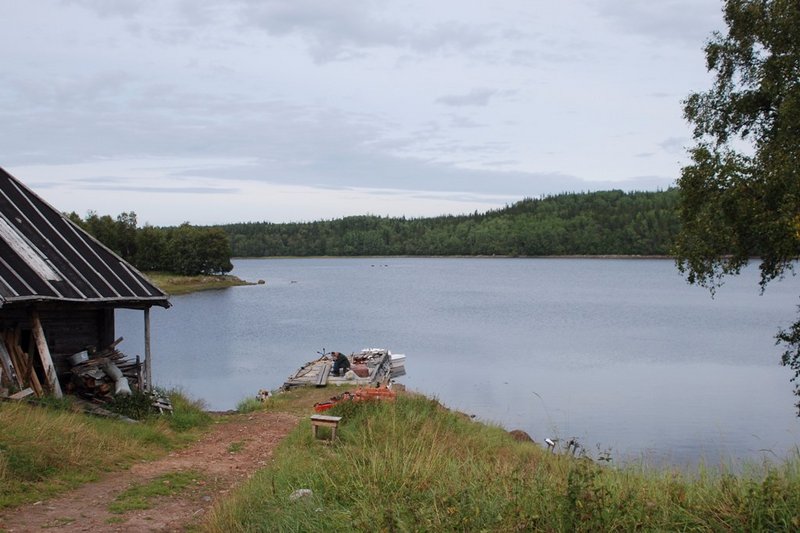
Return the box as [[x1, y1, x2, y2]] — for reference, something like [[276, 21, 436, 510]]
[[0, 411, 298, 532]]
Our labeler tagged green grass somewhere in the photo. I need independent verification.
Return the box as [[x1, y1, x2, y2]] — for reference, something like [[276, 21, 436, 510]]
[[205, 393, 800, 532], [227, 441, 246, 454], [235, 397, 264, 414], [108, 470, 203, 514], [145, 272, 252, 295], [0, 390, 211, 509], [163, 390, 214, 432], [257, 386, 343, 416]]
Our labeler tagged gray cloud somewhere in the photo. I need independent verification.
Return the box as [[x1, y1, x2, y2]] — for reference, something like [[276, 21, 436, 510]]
[[2, 0, 709, 224], [436, 88, 496, 107], [65, 0, 499, 63], [659, 137, 688, 154], [61, 0, 145, 18], [78, 182, 239, 194], [237, 1, 496, 62], [591, 0, 723, 47]]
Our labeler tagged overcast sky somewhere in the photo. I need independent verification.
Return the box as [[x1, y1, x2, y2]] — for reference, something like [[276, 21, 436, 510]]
[[1, 0, 725, 226]]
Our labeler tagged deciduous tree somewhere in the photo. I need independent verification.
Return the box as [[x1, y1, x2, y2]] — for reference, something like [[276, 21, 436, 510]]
[[674, 0, 800, 412]]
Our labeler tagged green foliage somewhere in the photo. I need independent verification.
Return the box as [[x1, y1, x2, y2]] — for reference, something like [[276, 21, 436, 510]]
[[675, 0, 800, 412], [106, 391, 158, 420], [69, 212, 234, 276], [221, 189, 680, 258], [235, 397, 264, 414], [164, 389, 213, 432], [167, 223, 233, 276]]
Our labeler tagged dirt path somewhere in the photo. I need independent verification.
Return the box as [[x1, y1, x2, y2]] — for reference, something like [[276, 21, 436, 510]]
[[0, 411, 298, 532]]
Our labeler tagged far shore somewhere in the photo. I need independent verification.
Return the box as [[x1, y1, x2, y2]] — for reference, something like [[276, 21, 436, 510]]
[[231, 254, 676, 260]]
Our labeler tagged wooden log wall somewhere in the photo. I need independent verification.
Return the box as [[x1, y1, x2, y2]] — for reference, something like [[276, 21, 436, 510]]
[[0, 307, 114, 376]]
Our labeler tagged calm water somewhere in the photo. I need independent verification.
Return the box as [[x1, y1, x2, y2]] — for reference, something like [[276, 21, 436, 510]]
[[117, 258, 800, 467]]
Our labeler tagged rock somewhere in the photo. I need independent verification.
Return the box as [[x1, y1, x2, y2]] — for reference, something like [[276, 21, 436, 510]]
[[289, 488, 313, 501], [509, 429, 535, 443]]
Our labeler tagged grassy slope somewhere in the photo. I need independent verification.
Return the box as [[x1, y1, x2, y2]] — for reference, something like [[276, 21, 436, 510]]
[[3, 388, 798, 531], [0, 393, 211, 509], [207, 391, 800, 532]]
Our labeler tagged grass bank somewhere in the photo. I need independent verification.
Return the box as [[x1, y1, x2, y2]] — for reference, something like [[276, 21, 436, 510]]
[[0, 392, 212, 508], [208, 391, 800, 532], [145, 272, 253, 295]]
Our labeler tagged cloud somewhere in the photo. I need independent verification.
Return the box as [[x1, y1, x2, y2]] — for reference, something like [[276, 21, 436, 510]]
[[74, 181, 239, 195], [659, 137, 687, 154], [236, 1, 496, 62], [591, 0, 723, 47], [436, 88, 496, 107], [63, 0, 499, 63], [61, 0, 145, 18]]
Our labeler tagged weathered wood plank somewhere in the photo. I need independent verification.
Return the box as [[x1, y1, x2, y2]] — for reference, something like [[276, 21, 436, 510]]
[[30, 311, 63, 398], [11, 327, 42, 396], [144, 308, 152, 392], [9, 387, 34, 400], [315, 363, 331, 387], [0, 339, 21, 388]]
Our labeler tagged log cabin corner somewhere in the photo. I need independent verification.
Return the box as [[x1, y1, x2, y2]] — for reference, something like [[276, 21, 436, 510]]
[[0, 167, 170, 400]]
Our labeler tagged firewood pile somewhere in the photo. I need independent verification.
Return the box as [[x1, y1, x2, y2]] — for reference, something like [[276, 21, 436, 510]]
[[66, 337, 144, 402]]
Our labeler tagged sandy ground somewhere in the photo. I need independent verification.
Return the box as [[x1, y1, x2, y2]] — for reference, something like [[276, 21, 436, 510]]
[[0, 411, 298, 532]]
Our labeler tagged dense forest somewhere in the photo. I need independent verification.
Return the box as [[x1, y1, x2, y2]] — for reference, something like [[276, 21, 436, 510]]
[[70, 189, 680, 269], [219, 189, 680, 257], [67, 212, 233, 275]]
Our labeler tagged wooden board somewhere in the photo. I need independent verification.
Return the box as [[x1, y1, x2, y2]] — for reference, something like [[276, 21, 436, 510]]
[[315, 363, 331, 387], [9, 387, 33, 400], [0, 340, 21, 388], [30, 311, 63, 398]]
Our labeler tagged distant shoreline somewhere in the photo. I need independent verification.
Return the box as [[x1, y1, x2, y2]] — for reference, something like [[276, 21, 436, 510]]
[[232, 254, 675, 260]]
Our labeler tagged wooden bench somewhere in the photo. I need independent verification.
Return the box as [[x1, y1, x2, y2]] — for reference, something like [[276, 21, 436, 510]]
[[310, 414, 342, 440]]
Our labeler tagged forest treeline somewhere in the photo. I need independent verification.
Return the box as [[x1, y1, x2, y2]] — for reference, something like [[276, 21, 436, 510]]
[[67, 212, 233, 275], [70, 189, 681, 269], [219, 189, 680, 257]]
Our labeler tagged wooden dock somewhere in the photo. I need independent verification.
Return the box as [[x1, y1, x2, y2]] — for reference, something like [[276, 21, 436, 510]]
[[282, 348, 401, 389]]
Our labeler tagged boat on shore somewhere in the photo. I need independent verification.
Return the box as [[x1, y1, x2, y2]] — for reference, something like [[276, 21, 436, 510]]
[[281, 348, 406, 390]]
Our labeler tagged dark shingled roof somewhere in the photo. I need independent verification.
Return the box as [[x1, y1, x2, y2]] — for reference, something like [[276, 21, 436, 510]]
[[0, 167, 170, 309]]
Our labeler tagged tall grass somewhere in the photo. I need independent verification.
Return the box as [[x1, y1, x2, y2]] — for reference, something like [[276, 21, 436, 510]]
[[206, 394, 800, 532], [0, 390, 211, 508]]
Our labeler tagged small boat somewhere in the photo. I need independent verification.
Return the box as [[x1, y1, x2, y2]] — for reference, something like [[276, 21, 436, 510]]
[[282, 347, 406, 390], [390, 353, 406, 369]]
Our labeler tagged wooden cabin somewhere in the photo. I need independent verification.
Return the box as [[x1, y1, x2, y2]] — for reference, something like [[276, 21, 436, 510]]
[[0, 167, 170, 398]]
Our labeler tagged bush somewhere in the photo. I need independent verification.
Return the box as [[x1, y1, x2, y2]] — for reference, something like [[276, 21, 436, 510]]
[[106, 391, 157, 420]]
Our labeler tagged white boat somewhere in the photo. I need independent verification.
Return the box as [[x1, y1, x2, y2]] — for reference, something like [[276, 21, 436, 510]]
[[390, 353, 406, 369]]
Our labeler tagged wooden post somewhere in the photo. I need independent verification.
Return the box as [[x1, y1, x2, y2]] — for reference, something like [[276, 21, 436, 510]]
[[30, 311, 63, 398], [136, 355, 143, 391], [144, 307, 152, 392]]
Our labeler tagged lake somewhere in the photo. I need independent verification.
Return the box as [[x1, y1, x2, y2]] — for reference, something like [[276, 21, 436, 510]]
[[116, 257, 800, 468]]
